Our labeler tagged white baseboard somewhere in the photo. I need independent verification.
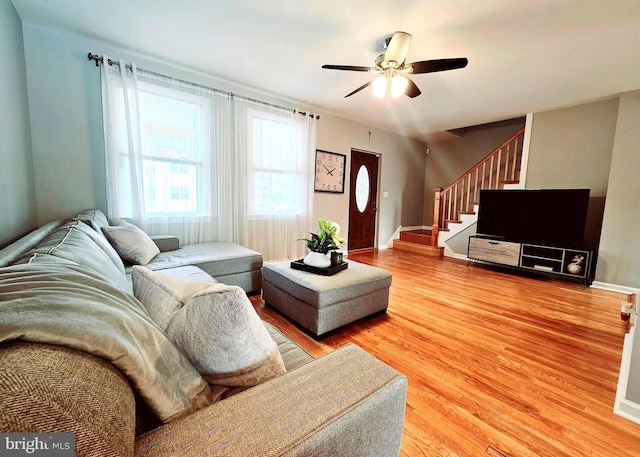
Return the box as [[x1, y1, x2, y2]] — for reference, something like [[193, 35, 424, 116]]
[[614, 325, 640, 424], [590, 281, 640, 296]]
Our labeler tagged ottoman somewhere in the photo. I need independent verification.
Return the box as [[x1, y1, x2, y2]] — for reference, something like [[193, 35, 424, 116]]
[[262, 259, 392, 337]]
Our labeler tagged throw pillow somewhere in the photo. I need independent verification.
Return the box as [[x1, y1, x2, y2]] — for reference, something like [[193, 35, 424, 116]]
[[165, 283, 287, 387], [102, 220, 160, 265], [131, 266, 214, 329], [131, 267, 286, 387]]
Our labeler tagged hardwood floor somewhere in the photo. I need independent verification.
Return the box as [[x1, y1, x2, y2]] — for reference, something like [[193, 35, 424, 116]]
[[251, 249, 640, 457]]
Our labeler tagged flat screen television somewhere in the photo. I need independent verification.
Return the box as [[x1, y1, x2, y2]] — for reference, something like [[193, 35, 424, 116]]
[[476, 189, 590, 248]]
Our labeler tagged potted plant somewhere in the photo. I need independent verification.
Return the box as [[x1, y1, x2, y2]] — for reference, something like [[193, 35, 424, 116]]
[[300, 219, 346, 268]]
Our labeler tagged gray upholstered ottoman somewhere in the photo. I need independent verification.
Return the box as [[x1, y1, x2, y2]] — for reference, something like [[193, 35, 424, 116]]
[[262, 259, 392, 337]]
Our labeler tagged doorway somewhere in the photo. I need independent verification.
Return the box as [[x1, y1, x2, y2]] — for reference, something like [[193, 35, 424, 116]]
[[348, 149, 380, 251]]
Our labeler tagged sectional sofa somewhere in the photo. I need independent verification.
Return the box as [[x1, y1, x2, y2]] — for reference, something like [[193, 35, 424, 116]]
[[0, 209, 407, 456]]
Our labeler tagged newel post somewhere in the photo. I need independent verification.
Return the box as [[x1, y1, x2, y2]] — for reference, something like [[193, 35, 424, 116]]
[[432, 187, 443, 247]]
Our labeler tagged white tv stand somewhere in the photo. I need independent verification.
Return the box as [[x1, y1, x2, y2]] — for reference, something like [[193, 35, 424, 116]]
[[467, 236, 592, 286]]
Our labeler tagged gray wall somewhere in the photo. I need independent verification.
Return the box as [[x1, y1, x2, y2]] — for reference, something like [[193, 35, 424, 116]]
[[423, 119, 525, 226], [22, 25, 105, 225], [315, 116, 426, 249], [594, 90, 640, 410], [525, 98, 620, 271], [525, 98, 618, 195], [596, 91, 640, 288], [0, 0, 36, 246], [20, 24, 427, 250]]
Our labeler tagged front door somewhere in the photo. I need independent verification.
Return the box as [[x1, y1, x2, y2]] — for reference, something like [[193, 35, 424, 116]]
[[348, 150, 379, 251]]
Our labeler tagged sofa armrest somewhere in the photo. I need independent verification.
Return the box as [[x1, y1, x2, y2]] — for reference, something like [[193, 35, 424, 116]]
[[150, 235, 179, 252], [134, 344, 407, 457]]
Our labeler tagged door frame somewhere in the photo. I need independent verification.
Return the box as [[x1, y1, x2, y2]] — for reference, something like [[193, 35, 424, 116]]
[[348, 148, 381, 252]]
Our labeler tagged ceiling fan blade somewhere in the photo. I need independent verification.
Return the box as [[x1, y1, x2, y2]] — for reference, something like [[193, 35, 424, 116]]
[[344, 80, 374, 98], [407, 58, 468, 74], [384, 31, 412, 65], [322, 64, 373, 72], [404, 78, 421, 98]]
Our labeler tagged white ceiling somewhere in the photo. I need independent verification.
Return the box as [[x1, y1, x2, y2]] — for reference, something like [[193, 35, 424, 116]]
[[11, 0, 640, 142]]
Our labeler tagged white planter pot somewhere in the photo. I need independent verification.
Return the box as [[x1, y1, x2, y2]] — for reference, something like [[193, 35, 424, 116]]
[[303, 251, 331, 268]]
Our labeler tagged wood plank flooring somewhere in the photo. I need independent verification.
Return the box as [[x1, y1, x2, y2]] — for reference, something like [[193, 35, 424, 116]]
[[251, 249, 640, 457]]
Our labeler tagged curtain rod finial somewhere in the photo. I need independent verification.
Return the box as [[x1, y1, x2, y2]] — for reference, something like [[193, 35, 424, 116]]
[[88, 53, 99, 67]]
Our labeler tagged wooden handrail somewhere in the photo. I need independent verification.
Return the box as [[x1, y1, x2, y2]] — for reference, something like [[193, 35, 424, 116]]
[[440, 127, 525, 196], [432, 127, 525, 246]]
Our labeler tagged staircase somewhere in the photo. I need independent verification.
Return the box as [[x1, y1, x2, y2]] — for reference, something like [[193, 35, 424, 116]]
[[393, 127, 526, 257]]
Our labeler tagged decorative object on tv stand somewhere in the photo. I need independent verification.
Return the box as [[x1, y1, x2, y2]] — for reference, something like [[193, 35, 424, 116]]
[[299, 219, 346, 268], [566, 254, 585, 275]]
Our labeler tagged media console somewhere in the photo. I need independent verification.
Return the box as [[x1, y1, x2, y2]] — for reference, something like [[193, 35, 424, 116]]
[[467, 235, 592, 286]]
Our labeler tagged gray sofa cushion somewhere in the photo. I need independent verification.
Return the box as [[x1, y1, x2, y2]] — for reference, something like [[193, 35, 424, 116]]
[[75, 208, 111, 233], [153, 265, 218, 283], [0, 219, 66, 267], [12, 220, 131, 294], [145, 242, 262, 278], [263, 321, 313, 372]]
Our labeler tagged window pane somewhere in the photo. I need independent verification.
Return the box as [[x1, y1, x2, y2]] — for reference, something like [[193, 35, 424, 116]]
[[247, 109, 303, 217], [143, 159, 198, 214], [356, 165, 370, 213], [252, 171, 296, 215], [137, 84, 210, 216], [252, 116, 295, 171]]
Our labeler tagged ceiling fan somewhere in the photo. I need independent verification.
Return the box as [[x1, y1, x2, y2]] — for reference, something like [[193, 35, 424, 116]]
[[322, 31, 468, 103]]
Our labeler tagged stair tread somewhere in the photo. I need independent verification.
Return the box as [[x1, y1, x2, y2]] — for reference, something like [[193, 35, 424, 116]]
[[393, 240, 443, 257]]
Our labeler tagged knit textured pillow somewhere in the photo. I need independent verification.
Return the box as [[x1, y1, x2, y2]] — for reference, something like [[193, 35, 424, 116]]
[[131, 265, 214, 329], [132, 267, 286, 387]]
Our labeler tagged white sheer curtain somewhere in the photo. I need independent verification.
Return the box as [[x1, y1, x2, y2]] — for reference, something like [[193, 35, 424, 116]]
[[233, 99, 315, 261], [100, 61, 316, 261], [100, 58, 147, 229]]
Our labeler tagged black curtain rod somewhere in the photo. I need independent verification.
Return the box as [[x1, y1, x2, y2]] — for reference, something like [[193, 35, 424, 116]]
[[87, 53, 320, 119]]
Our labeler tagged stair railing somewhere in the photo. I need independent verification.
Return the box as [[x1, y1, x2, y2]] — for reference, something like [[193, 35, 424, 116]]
[[431, 127, 525, 246]]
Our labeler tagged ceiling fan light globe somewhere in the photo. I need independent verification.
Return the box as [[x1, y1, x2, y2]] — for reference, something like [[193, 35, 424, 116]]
[[372, 76, 387, 99], [391, 75, 409, 98]]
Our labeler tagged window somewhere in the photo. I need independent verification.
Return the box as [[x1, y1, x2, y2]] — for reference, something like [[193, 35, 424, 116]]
[[247, 109, 304, 217], [138, 83, 211, 217]]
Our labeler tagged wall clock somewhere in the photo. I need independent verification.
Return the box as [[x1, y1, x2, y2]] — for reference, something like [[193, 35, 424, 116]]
[[314, 150, 346, 193]]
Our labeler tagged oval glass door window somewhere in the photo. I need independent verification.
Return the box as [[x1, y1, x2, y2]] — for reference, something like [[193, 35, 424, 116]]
[[355, 165, 370, 213]]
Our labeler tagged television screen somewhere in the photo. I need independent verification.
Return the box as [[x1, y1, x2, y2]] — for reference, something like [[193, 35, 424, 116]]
[[476, 189, 590, 248]]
